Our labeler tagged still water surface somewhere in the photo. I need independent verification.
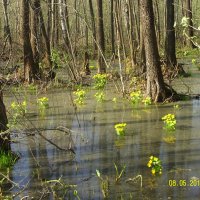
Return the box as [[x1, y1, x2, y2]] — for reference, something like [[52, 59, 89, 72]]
[[3, 86, 200, 199]]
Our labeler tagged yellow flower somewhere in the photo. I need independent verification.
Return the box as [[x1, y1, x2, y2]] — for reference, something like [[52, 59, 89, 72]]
[[150, 156, 153, 160], [151, 168, 156, 175], [147, 161, 152, 168], [159, 171, 162, 175], [153, 157, 158, 162]]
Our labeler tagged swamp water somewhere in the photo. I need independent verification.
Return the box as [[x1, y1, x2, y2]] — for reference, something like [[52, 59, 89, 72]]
[[3, 88, 200, 200], [3, 68, 200, 199]]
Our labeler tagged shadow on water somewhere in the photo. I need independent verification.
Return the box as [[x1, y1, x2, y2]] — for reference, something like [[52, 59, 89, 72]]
[[3, 89, 200, 199]]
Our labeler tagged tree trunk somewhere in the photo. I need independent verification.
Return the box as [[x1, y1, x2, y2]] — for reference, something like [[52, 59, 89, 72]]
[[2, 0, 12, 49], [110, 0, 115, 55], [96, 0, 106, 73], [38, 0, 52, 69], [30, 0, 40, 79], [165, 0, 177, 67], [185, 0, 195, 48], [140, 0, 174, 102], [88, 0, 97, 57], [0, 86, 10, 152], [22, 0, 35, 83]]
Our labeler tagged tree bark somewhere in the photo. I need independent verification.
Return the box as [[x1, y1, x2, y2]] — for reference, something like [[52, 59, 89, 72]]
[[185, 0, 195, 48], [140, 0, 174, 102], [96, 0, 106, 73], [0, 86, 10, 152], [165, 0, 177, 67], [30, 0, 40, 79], [22, 0, 35, 83]]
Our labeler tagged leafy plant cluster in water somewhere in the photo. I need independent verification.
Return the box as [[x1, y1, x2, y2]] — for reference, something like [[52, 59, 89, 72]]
[[162, 113, 176, 131], [130, 91, 152, 105], [92, 74, 108, 90], [9, 101, 27, 127], [147, 156, 162, 175], [94, 91, 105, 102], [73, 89, 87, 105], [37, 97, 49, 109], [114, 123, 127, 136]]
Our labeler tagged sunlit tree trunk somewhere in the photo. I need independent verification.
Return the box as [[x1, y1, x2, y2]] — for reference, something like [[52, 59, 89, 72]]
[[140, 0, 174, 102]]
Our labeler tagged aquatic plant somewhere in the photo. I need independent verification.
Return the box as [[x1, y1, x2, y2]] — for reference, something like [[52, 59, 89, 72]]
[[96, 170, 109, 198], [114, 163, 126, 183], [94, 91, 105, 102], [73, 190, 81, 200], [93, 74, 107, 90], [37, 97, 49, 109], [162, 114, 176, 131], [114, 123, 127, 136], [147, 156, 162, 175], [73, 89, 86, 105], [142, 97, 152, 105], [9, 101, 27, 127], [130, 91, 142, 104], [0, 151, 18, 169]]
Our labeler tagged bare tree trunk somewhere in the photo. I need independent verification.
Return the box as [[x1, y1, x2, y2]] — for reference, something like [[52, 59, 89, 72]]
[[22, 0, 35, 83], [185, 0, 195, 48], [38, 0, 52, 69], [165, 0, 177, 67], [88, 0, 97, 56], [2, 0, 12, 50], [59, 0, 71, 53], [30, 0, 40, 79], [140, 0, 174, 102], [97, 0, 106, 73], [110, 0, 115, 55], [0, 86, 10, 152], [125, 0, 137, 67]]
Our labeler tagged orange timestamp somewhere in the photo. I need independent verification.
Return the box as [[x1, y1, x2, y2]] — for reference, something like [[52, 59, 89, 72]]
[[169, 179, 200, 187]]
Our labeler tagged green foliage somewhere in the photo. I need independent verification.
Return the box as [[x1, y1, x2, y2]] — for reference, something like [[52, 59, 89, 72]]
[[94, 91, 105, 102], [147, 156, 162, 175], [142, 97, 152, 105], [37, 97, 49, 109], [9, 101, 27, 127], [114, 163, 126, 183], [162, 114, 176, 131], [0, 151, 18, 169], [89, 65, 97, 70], [96, 169, 109, 199], [73, 190, 81, 200], [51, 49, 62, 68], [73, 89, 86, 105], [130, 91, 142, 104], [114, 123, 127, 136], [27, 84, 38, 94], [92, 74, 108, 90]]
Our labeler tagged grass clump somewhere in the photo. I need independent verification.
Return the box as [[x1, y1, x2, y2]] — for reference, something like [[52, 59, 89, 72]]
[[0, 151, 18, 169]]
